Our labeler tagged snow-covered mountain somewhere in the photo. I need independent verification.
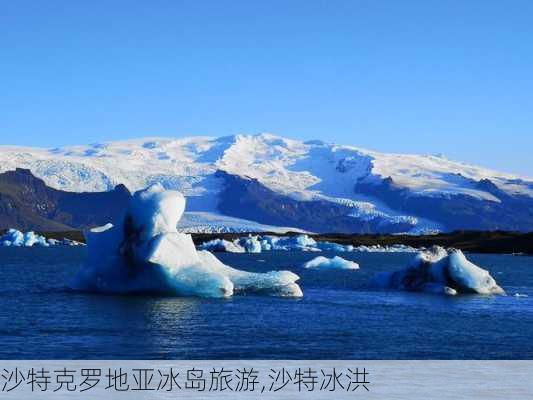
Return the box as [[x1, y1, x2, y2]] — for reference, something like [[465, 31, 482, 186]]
[[2, 133, 533, 233]]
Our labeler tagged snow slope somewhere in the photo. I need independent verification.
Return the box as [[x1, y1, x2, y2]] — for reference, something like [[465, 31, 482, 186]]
[[177, 212, 307, 234], [2, 133, 533, 232]]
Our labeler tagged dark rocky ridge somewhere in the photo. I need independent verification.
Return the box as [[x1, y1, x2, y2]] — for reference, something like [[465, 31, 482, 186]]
[[215, 170, 414, 234], [0, 168, 131, 231], [216, 170, 533, 233], [3, 167, 533, 237], [355, 175, 533, 232]]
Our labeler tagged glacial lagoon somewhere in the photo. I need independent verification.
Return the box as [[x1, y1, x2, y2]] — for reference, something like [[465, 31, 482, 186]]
[[0, 247, 532, 359]]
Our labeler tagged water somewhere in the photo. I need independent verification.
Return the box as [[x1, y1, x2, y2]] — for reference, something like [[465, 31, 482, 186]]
[[0, 247, 532, 359]]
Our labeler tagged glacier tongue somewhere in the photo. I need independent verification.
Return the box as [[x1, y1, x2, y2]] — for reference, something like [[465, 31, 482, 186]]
[[71, 183, 303, 298]]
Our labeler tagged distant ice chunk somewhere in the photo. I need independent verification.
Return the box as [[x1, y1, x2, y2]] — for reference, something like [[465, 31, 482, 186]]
[[303, 256, 360, 270], [261, 234, 319, 252], [351, 244, 419, 253], [371, 246, 505, 296], [0, 228, 85, 247], [238, 235, 262, 253], [0, 229, 49, 247], [71, 184, 303, 298], [198, 234, 322, 253], [315, 242, 354, 252], [293, 234, 318, 249], [197, 238, 245, 253], [198, 234, 419, 253], [47, 237, 84, 246]]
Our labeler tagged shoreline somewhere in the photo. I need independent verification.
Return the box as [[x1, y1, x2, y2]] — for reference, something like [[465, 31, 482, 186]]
[[5, 229, 532, 255]]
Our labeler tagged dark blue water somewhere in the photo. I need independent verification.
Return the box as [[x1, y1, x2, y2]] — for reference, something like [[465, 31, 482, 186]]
[[0, 247, 532, 359]]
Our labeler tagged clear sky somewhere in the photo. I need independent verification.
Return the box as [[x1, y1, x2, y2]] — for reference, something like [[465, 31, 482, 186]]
[[1, 0, 532, 176]]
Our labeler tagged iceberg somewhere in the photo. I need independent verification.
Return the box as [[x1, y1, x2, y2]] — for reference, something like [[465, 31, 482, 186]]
[[260, 234, 320, 251], [0, 229, 49, 247], [0, 229, 85, 247], [303, 256, 360, 270], [198, 234, 321, 253], [195, 238, 245, 253], [46, 238, 85, 246], [349, 244, 419, 253], [314, 242, 354, 252], [237, 235, 263, 253], [71, 184, 303, 298], [198, 234, 419, 253], [372, 246, 505, 295]]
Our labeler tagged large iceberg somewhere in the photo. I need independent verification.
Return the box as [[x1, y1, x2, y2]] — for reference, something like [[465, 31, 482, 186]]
[[71, 184, 303, 298], [198, 234, 419, 253], [303, 256, 360, 270], [372, 246, 505, 296]]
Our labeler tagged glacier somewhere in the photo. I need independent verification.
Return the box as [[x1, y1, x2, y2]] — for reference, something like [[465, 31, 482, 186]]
[[303, 256, 360, 270], [371, 246, 505, 296], [3, 133, 533, 233], [70, 184, 303, 298], [176, 211, 307, 234]]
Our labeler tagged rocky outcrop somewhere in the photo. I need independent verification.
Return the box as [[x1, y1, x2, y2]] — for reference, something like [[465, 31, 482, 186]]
[[0, 168, 131, 231]]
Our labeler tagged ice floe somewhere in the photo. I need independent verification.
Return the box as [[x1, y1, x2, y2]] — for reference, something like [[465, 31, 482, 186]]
[[371, 246, 505, 296], [198, 234, 419, 253], [46, 238, 85, 246], [0, 229, 49, 247], [71, 184, 303, 298], [303, 256, 360, 270], [0, 229, 85, 247]]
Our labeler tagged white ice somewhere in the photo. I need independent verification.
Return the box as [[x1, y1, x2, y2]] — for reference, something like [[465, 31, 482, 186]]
[[198, 234, 419, 253], [303, 256, 360, 270], [0, 229, 84, 247], [371, 246, 505, 296], [0, 229, 49, 247], [71, 184, 303, 298], [195, 238, 246, 253]]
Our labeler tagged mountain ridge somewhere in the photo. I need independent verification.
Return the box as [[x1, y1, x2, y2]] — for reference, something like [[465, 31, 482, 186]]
[[2, 133, 533, 233], [0, 168, 131, 231]]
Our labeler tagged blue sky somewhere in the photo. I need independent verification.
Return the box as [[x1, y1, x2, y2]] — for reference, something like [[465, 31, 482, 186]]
[[1, 0, 532, 175]]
